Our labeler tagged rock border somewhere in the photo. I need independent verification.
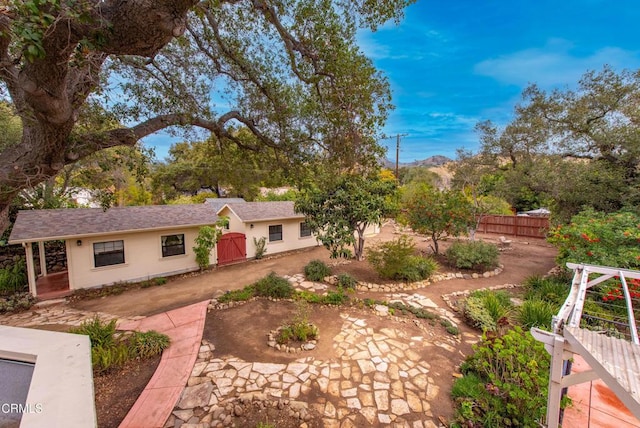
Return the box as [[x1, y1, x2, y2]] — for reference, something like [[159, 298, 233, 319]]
[[266, 325, 319, 353], [351, 265, 504, 293], [440, 283, 522, 313]]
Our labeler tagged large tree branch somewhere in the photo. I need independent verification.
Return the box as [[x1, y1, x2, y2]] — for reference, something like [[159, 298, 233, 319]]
[[71, 111, 281, 161]]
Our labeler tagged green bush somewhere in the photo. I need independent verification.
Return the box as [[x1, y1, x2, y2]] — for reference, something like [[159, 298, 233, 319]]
[[336, 273, 357, 289], [451, 372, 484, 400], [518, 299, 555, 330], [253, 273, 293, 299], [461, 291, 512, 332], [92, 343, 131, 373], [295, 290, 323, 304], [72, 317, 169, 373], [524, 275, 569, 306], [277, 300, 319, 344], [440, 319, 460, 335], [0, 292, 35, 313], [277, 322, 318, 344], [131, 330, 171, 358], [253, 237, 267, 259], [446, 240, 499, 271], [322, 289, 350, 305], [304, 260, 331, 281], [218, 285, 256, 303], [70, 317, 117, 349], [548, 208, 640, 269], [367, 235, 438, 281], [0, 257, 28, 294], [453, 327, 550, 427]]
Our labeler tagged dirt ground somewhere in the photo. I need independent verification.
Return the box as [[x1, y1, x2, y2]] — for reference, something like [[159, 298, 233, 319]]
[[70, 223, 557, 426], [204, 300, 465, 424], [71, 223, 557, 318]]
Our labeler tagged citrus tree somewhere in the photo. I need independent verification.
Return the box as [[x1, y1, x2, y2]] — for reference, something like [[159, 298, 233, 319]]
[[295, 172, 397, 260], [402, 185, 473, 254]]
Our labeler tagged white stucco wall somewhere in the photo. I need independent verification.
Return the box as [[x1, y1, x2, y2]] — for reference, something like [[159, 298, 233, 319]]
[[244, 219, 318, 258], [218, 207, 319, 259], [66, 227, 209, 290]]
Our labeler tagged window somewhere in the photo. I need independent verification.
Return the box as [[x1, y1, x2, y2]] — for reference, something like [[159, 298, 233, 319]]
[[93, 240, 124, 267], [269, 225, 283, 242], [300, 222, 312, 238], [162, 234, 185, 257]]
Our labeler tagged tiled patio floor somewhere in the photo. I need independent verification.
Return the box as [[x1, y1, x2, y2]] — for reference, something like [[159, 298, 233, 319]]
[[562, 355, 640, 427]]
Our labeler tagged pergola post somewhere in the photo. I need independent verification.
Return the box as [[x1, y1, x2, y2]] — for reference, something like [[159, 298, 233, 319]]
[[22, 242, 37, 297], [38, 241, 47, 277]]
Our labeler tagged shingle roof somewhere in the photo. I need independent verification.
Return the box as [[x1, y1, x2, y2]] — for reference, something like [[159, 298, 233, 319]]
[[9, 204, 219, 243], [204, 198, 246, 212], [222, 201, 304, 222]]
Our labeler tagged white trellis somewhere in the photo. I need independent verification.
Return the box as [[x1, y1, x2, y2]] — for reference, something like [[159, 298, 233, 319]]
[[531, 263, 640, 427]]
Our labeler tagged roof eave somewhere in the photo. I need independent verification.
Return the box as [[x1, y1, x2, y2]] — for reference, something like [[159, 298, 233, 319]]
[[8, 221, 219, 245]]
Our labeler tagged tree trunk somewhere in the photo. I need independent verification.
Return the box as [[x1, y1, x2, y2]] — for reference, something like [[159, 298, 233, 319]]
[[353, 224, 367, 261]]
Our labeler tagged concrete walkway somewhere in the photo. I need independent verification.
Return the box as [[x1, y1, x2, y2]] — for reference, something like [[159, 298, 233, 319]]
[[118, 300, 209, 428], [563, 355, 640, 427]]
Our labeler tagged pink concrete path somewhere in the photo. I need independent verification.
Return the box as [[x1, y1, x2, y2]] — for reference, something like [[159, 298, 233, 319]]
[[117, 300, 209, 428], [562, 355, 640, 427]]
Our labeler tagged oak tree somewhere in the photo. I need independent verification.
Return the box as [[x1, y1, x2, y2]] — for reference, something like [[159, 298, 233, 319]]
[[0, 0, 411, 233]]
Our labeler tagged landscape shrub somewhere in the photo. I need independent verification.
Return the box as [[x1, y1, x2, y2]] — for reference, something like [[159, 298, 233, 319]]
[[0, 257, 28, 294], [0, 292, 36, 313], [71, 317, 117, 348], [518, 299, 556, 330], [460, 290, 512, 332], [452, 326, 550, 427], [548, 208, 640, 269], [92, 343, 131, 374], [217, 285, 256, 303], [131, 330, 171, 358], [295, 290, 323, 304], [440, 319, 460, 335], [71, 317, 170, 373], [276, 300, 319, 344], [253, 237, 267, 259], [322, 288, 350, 305], [445, 240, 499, 271], [141, 276, 167, 288], [387, 301, 438, 321], [336, 273, 358, 290], [367, 235, 438, 281], [304, 260, 331, 281], [253, 273, 293, 299], [523, 274, 570, 306]]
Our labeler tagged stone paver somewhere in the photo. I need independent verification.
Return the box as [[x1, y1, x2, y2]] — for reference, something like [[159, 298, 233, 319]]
[[168, 294, 468, 428], [0, 275, 478, 428]]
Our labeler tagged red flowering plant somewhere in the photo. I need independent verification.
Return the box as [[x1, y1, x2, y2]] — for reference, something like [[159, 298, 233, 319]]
[[548, 208, 640, 270]]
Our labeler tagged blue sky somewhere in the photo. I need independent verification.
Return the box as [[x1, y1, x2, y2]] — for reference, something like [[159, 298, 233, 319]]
[[145, 0, 640, 163], [357, 0, 640, 163]]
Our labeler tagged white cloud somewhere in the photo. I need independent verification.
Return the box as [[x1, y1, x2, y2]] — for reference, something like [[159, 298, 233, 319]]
[[474, 38, 640, 89]]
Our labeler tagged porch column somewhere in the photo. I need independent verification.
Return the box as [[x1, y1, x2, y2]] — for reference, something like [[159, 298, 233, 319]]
[[23, 242, 37, 297], [38, 241, 47, 277]]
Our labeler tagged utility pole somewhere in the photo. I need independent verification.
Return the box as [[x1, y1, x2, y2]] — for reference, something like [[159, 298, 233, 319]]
[[395, 133, 408, 182]]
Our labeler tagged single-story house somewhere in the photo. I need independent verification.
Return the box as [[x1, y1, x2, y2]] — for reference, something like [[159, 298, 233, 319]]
[[8, 199, 380, 299], [217, 201, 320, 262], [8, 204, 219, 298]]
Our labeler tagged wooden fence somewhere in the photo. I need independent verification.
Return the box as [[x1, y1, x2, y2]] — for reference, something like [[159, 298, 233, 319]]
[[478, 215, 549, 239]]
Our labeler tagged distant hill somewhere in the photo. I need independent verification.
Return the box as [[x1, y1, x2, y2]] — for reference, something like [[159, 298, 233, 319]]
[[383, 155, 453, 169]]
